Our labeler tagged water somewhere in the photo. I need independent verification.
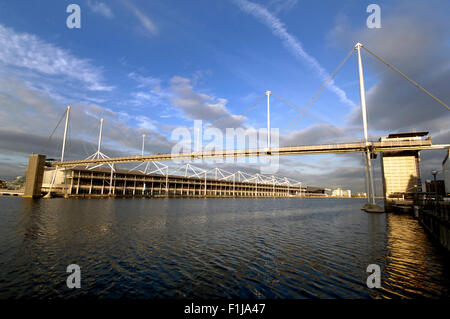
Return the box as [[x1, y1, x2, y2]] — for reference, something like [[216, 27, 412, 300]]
[[0, 197, 449, 299]]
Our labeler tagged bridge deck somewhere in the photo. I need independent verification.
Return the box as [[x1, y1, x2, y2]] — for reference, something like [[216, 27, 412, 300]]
[[50, 139, 449, 167]]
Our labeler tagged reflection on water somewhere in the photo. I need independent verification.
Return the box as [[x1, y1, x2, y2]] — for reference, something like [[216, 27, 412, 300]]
[[382, 214, 450, 298], [0, 197, 448, 298]]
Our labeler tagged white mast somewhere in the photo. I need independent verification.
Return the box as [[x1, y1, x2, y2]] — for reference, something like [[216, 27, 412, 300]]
[[356, 43, 376, 205], [141, 134, 146, 156], [46, 105, 70, 198], [266, 90, 271, 151], [61, 106, 71, 162], [97, 118, 104, 153]]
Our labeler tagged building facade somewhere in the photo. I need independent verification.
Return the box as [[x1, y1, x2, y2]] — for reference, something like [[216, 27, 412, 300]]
[[41, 167, 306, 198], [379, 132, 428, 209], [331, 188, 351, 197]]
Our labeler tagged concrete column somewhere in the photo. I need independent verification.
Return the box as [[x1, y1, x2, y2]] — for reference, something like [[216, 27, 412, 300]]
[[24, 154, 46, 198], [165, 175, 168, 196], [89, 172, 93, 195], [68, 172, 73, 195], [101, 173, 105, 194], [76, 171, 80, 194]]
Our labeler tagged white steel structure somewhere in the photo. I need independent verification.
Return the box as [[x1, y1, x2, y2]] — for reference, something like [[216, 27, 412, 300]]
[[266, 90, 271, 151], [45, 105, 71, 197], [356, 43, 378, 209], [85, 118, 115, 171]]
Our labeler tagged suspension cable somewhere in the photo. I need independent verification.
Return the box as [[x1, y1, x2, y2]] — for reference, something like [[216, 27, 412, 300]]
[[362, 45, 450, 111], [271, 92, 330, 125], [283, 47, 356, 133], [271, 92, 302, 112], [239, 93, 266, 117], [40, 108, 68, 154]]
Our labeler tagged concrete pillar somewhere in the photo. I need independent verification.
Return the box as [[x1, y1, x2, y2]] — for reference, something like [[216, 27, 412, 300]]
[[89, 172, 93, 195], [68, 172, 73, 196], [77, 171, 80, 194], [101, 173, 105, 194], [24, 154, 46, 198]]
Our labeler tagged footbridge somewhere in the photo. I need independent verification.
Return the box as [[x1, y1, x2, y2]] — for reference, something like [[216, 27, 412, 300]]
[[49, 138, 445, 168]]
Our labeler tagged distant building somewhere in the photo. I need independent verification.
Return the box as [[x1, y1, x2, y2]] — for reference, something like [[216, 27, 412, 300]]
[[331, 188, 351, 197], [444, 149, 450, 197]]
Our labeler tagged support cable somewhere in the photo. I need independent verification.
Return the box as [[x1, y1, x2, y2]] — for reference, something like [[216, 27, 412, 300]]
[[40, 108, 68, 154], [239, 94, 266, 117], [362, 45, 450, 111], [271, 92, 330, 125], [283, 47, 356, 133]]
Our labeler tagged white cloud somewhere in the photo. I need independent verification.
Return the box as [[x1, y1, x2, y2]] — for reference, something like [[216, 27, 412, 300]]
[[87, 0, 114, 19], [169, 76, 246, 129], [0, 24, 113, 91], [232, 0, 355, 108], [0, 75, 171, 161], [128, 72, 161, 90], [136, 115, 157, 131], [128, 72, 167, 107]]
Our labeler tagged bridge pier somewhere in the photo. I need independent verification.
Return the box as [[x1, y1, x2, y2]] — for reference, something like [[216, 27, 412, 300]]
[[23, 154, 46, 198]]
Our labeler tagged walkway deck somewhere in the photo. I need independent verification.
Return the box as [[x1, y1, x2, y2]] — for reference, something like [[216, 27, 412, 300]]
[[50, 139, 448, 168]]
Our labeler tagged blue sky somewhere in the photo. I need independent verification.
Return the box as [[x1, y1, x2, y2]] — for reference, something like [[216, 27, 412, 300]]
[[0, 0, 449, 191]]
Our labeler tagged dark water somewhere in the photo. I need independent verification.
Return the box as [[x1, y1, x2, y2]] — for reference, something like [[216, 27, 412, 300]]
[[0, 197, 449, 299]]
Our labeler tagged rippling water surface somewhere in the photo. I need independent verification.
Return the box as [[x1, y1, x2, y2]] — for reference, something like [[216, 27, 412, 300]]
[[0, 197, 449, 299]]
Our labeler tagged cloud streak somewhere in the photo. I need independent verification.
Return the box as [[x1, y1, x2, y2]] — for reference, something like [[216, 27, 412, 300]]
[[122, 1, 158, 36], [232, 0, 355, 108]]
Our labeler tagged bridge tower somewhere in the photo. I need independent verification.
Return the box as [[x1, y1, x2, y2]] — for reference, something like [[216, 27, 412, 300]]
[[355, 43, 382, 212]]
